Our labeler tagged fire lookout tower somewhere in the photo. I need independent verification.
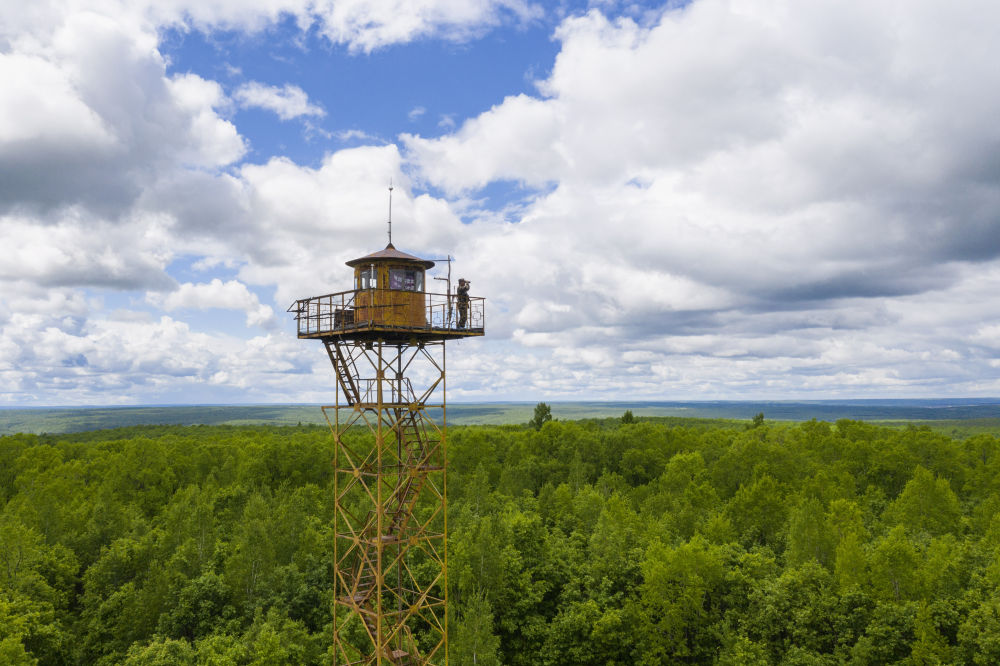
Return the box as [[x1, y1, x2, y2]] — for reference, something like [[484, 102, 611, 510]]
[[289, 238, 484, 665]]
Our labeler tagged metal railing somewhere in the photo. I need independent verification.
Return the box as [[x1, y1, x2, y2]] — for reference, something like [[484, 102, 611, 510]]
[[288, 289, 485, 337]]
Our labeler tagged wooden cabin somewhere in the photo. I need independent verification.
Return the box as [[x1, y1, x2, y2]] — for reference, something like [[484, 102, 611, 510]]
[[346, 243, 435, 328]]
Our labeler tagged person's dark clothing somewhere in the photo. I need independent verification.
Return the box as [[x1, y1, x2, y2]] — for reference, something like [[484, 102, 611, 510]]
[[457, 283, 470, 328]]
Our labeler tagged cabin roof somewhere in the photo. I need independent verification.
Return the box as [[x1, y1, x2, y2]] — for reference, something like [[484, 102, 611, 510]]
[[345, 243, 435, 269]]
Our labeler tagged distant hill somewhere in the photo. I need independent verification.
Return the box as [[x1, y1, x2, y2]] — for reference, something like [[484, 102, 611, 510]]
[[3, 399, 1000, 435]]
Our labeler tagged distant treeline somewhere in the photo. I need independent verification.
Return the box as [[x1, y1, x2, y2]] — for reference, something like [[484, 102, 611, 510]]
[[2, 416, 1000, 663], [6, 399, 1000, 435]]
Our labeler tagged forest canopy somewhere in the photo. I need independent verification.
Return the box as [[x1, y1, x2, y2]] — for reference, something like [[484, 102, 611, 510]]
[[2, 417, 1000, 664]]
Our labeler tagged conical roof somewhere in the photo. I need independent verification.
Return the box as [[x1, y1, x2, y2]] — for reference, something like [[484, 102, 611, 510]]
[[345, 243, 435, 269]]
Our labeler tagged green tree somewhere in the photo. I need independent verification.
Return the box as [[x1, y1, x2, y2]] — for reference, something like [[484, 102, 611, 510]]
[[157, 572, 234, 641], [0, 592, 64, 666], [869, 526, 920, 602], [194, 633, 248, 665], [636, 536, 725, 663], [529, 403, 552, 431], [451, 591, 501, 666], [0, 637, 35, 666], [244, 609, 322, 666], [224, 492, 277, 611], [540, 599, 603, 666], [726, 474, 787, 548], [909, 601, 957, 664], [590, 606, 635, 665], [958, 595, 1000, 664], [587, 493, 642, 595], [744, 560, 838, 660], [717, 633, 769, 665], [787, 497, 836, 569], [122, 637, 196, 665], [850, 602, 917, 664], [886, 466, 962, 537], [834, 532, 867, 591]]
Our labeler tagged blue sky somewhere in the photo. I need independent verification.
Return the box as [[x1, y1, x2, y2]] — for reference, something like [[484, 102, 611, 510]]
[[157, 8, 572, 213], [160, 16, 551, 165], [2, 0, 1000, 405]]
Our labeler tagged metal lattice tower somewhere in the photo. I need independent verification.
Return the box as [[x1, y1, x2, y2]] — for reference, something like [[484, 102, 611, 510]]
[[289, 243, 484, 665]]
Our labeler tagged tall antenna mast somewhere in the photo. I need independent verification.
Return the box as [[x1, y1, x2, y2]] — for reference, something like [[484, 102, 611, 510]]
[[387, 180, 394, 246]]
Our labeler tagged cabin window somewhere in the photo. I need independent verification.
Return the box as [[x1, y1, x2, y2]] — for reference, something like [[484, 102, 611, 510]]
[[359, 268, 377, 289], [389, 268, 423, 292]]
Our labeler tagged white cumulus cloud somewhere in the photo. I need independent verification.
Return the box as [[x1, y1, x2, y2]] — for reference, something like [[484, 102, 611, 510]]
[[148, 279, 275, 328], [310, 0, 543, 53], [233, 81, 325, 120]]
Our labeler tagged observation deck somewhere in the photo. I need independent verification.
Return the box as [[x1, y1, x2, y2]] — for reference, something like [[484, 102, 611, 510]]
[[288, 288, 485, 343]]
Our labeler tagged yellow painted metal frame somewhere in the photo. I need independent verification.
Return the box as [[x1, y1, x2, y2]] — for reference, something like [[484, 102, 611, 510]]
[[324, 338, 449, 665]]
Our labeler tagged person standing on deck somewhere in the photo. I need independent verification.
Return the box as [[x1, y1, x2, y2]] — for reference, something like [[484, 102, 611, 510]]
[[456, 278, 470, 328]]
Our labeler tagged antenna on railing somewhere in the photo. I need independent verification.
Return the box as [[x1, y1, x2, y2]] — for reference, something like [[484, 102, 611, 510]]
[[432, 255, 454, 326]]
